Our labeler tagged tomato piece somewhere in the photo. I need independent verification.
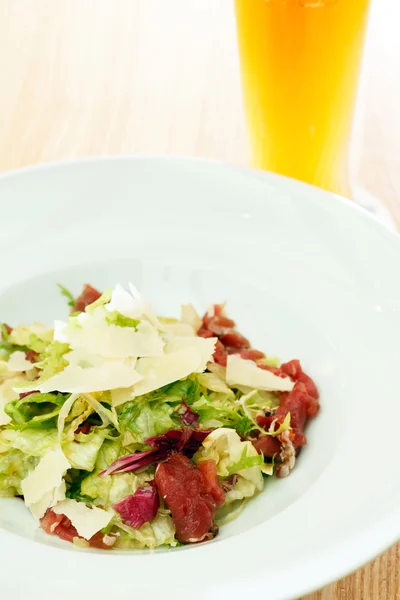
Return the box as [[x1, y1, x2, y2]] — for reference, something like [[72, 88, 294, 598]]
[[197, 460, 225, 507], [154, 452, 218, 544], [72, 284, 101, 313]]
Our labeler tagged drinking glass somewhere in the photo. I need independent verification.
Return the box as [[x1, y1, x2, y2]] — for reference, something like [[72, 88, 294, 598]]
[[235, 0, 371, 199]]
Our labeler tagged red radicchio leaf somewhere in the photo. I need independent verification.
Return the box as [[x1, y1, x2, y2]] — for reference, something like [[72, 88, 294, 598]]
[[99, 428, 211, 478], [113, 486, 160, 529], [180, 401, 199, 428]]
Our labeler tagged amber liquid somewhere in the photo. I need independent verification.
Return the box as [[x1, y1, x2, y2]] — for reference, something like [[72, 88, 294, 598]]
[[235, 0, 370, 197]]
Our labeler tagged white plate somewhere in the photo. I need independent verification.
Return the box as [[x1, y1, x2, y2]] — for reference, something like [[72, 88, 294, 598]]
[[0, 157, 399, 600]]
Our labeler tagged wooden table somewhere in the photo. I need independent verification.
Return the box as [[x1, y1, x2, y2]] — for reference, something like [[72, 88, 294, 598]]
[[0, 1, 399, 598]]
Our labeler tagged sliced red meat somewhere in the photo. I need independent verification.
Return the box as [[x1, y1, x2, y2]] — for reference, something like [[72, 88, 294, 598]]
[[212, 340, 228, 366], [206, 315, 236, 336], [197, 306, 320, 470], [113, 486, 159, 529], [25, 349, 39, 363], [239, 349, 265, 361], [252, 434, 281, 458], [220, 331, 250, 350], [41, 509, 64, 534], [281, 360, 319, 402], [75, 421, 92, 435], [40, 509, 114, 549], [197, 328, 215, 339], [197, 460, 225, 507], [154, 452, 218, 544], [276, 383, 309, 447], [1, 323, 12, 336], [254, 363, 319, 461], [201, 304, 226, 330], [198, 305, 251, 365], [280, 359, 302, 379], [72, 284, 102, 313], [297, 372, 319, 404], [257, 363, 284, 376]]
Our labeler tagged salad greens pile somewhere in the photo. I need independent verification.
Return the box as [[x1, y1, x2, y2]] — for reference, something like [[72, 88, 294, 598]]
[[0, 283, 295, 549]]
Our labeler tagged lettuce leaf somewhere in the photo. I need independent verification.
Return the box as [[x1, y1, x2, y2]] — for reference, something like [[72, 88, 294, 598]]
[[197, 371, 235, 398], [0, 449, 38, 497], [194, 428, 264, 499], [0, 428, 58, 457], [80, 471, 135, 508], [191, 394, 252, 435], [8, 323, 53, 354], [80, 470, 155, 510], [118, 400, 178, 444], [85, 288, 112, 313], [112, 510, 176, 549], [268, 412, 291, 437], [57, 284, 76, 309], [5, 392, 67, 430], [146, 377, 201, 405], [95, 438, 122, 471], [227, 445, 264, 475], [63, 430, 108, 471], [36, 341, 70, 380], [105, 312, 140, 329]]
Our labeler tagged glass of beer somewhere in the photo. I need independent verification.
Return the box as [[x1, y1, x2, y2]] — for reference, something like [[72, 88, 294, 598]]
[[234, 0, 371, 198]]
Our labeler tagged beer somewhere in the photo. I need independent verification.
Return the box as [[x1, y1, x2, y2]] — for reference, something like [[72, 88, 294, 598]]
[[235, 0, 370, 197]]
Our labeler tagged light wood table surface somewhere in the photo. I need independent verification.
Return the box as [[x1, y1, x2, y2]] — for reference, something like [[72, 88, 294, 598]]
[[0, 1, 399, 598]]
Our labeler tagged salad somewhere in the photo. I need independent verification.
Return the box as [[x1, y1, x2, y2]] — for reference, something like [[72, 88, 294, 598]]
[[0, 283, 319, 549]]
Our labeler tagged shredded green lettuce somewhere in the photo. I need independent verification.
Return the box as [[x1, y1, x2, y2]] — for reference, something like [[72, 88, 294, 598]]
[[85, 288, 112, 313], [227, 445, 265, 475], [0, 282, 298, 550], [269, 411, 291, 437], [0, 449, 38, 497], [112, 511, 177, 549], [0, 324, 10, 342], [118, 399, 178, 444], [63, 431, 107, 471], [36, 341, 70, 380], [8, 324, 53, 354], [5, 392, 68, 430], [57, 284, 76, 309], [192, 393, 253, 435], [105, 312, 140, 329]]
